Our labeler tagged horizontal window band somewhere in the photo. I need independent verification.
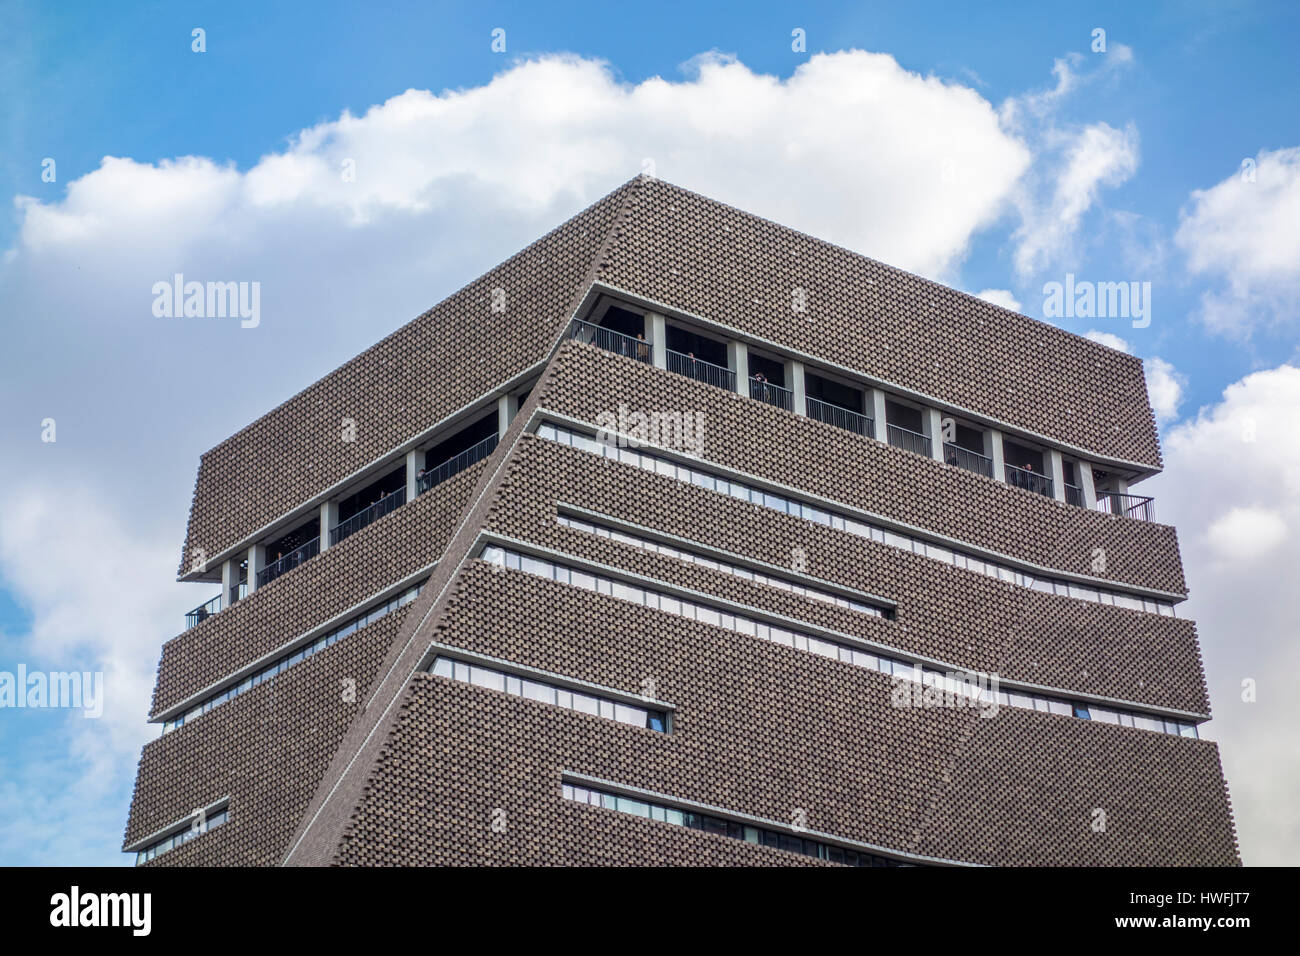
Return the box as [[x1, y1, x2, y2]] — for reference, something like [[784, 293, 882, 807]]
[[155, 573, 430, 731], [428, 649, 670, 733], [555, 504, 895, 618], [533, 416, 1184, 612], [477, 538, 1205, 734], [125, 797, 230, 862], [181, 361, 544, 582], [562, 771, 973, 867], [589, 280, 1158, 477]]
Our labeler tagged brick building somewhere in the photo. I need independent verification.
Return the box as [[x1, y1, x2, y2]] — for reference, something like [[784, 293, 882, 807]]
[[124, 176, 1239, 866]]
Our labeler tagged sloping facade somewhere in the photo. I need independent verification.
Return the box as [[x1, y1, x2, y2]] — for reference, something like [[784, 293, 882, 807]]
[[126, 176, 1237, 867]]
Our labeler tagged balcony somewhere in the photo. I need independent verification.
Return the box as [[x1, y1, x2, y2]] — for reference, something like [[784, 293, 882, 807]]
[[807, 397, 874, 438], [418, 433, 498, 494], [749, 377, 793, 411], [942, 442, 993, 479], [887, 423, 931, 457], [257, 535, 321, 588], [667, 349, 735, 391], [1097, 491, 1156, 522], [184, 594, 222, 630], [1005, 463, 1053, 498], [567, 318, 651, 363], [1064, 483, 1085, 508], [330, 487, 406, 546]]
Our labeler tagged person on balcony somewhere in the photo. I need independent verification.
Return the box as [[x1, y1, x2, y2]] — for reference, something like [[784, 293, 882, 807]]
[[635, 332, 650, 362]]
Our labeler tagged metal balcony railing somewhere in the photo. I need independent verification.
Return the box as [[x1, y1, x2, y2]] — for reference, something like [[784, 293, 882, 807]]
[[1064, 483, 1085, 508], [887, 423, 931, 457], [229, 581, 248, 605], [567, 318, 652, 363], [1097, 492, 1156, 522], [418, 434, 499, 495], [330, 487, 406, 547], [942, 442, 993, 478], [1005, 463, 1053, 498], [749, 377, 793, 411], [257, 535, 321, 588], [184, 594, 222, 630], [667, 349, 735, 391], [807, 397, 874, 438]]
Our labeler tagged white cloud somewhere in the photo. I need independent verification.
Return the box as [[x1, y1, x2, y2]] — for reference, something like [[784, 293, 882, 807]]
[[1084, 330, 1130, 352], [1011, 121, 1140, 278], [1144, 356, 1185, 424], [974, 288, 1021, 311], [1148, 364, 1300, 864], [1206, 507, 1288, 564], [1176, 146, 1300, 336]]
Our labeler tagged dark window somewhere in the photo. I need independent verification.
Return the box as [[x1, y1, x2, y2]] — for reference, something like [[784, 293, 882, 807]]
[[665, 324, 728, 366], [266, 517, 319, 562], [338, 466, 405, 523], [805, 372, 863, 410], [951, 422, 985, 454], [885, 399, 923, 433], [424, 413, 497, 472], [597, 305, 644, 337], [1002, 439, 1045, 474], [746, 352, 785, 388]]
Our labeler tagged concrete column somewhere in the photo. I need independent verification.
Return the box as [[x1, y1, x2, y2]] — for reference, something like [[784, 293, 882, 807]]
[[647, 313, 667, 369], [246, 543, 266, 593], [986, 430, 1006, 482], [870, 389, 888, 442], [727, 341, 749, 396], [404, 450, 418, 501], [497, 394, 517, 438], [786, 360, 806, 415], [221, 558, 237, 608], [1047, 449, 1066, 501], [923, 408, 944, 462], [1079, 460, 1098, 508], [319, 500, 339, 550]]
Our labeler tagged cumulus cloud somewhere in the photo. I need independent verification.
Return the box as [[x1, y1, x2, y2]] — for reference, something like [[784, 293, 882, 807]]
[[1148, 364, 1300, 863], [1175, 146, 1300, 337], [974, 288, 1022, 312]]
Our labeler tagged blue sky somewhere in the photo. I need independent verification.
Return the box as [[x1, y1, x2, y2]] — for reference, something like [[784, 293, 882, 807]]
[[2, 0, 1298, 865]]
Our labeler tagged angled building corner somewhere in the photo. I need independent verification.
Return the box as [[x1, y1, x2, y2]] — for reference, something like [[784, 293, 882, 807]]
[[124, 175, 1239, 867]]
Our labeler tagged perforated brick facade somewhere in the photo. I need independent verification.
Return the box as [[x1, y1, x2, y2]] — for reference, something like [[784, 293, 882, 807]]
[[127, 180, 1237, 868]]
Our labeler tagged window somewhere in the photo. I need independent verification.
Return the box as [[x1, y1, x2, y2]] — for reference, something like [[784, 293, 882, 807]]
[[539, 423, 1177, 618], [562, 781, 910, 867], [482, 541, 1197, 739], [430, 655, 669, 732]]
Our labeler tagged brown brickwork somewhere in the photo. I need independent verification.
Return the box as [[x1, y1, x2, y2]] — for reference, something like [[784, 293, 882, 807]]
[[599, 177, 1162, 467], [537, 341, 1186, 594], [130, 179, 1233, 868], [154, 462, 481, 715], [329, 565, 1235, 866], [177, 182, 634, 575], [125, 607, 409, 865], [482, 435, 1209, 714]]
